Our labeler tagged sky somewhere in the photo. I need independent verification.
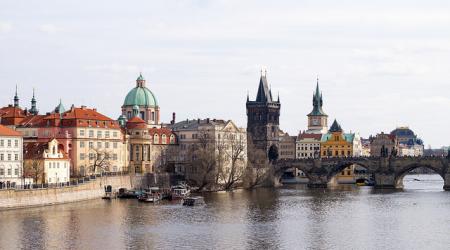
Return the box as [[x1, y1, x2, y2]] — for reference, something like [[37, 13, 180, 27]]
[[0, 0, 449, 148]]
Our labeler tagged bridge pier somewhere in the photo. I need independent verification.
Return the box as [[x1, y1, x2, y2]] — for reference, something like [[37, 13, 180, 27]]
[[444, 173, 450, 191], [373, 173, 397, 189], [306, 174, 329, 188]]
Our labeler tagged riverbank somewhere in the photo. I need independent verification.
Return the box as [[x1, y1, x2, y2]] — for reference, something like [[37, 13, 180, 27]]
[[0, 175, 132, 210]]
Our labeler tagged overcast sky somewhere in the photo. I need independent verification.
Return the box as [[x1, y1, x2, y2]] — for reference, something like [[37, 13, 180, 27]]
[[1, 0, 449, 147]]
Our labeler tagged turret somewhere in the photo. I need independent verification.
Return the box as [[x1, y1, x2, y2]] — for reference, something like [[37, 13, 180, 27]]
[[136, 72, 146, 87], [14, 85, 19, 108], [29, 88, 39, 115]]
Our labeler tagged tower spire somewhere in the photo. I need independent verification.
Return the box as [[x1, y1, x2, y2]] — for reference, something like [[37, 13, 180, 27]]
[[30, 88, 38, 115], [14, 85, 19, 108]]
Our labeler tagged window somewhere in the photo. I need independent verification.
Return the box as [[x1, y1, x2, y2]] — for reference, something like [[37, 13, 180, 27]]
[[80, 130, 85, 136], [97, 131, 102, 138], [0, 154, 2, 160], [80, 153, 85, 160], [0, 140, 3, 147], [89, 130, 94, 138], [7, 140, 11, 147], [7, 154, 11, 161], [113, 131, 118, 138], [57, 162, 60, 168], [80, 141, 85, 148], [113, 154, 118, 160], [113, 142, 118, 149], [0, 168, 4, 175], [89, 141, 93, 149], [153, 134, 159, 144], [170, 135, 175, 144], [105, 131, 110, 138], [89, 153, 95, 160], [161, 134, 167, 144], [14, 140, 18, 147], [97, 142, 102, 148], [105, 142, 109, 149], [14, 154, 18, 161], [7, 168, 11, 175]]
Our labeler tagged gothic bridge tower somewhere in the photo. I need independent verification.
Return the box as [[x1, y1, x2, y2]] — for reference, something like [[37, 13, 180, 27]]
[[246, 71, 281, 161]]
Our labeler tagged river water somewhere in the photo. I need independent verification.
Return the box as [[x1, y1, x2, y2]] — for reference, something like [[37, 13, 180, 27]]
[[0, 174, 449, 250]]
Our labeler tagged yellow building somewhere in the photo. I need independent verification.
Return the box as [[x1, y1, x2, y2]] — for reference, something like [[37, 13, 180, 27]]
[[320, 120, 359, 184]]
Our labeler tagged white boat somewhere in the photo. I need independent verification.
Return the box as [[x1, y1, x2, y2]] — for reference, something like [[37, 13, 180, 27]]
[[171, 185, 190, 200]]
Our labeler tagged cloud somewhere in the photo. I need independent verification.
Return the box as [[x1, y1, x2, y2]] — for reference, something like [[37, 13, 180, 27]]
[[84, 64, 141, 73], [38, 24, 61, 34], [0, 21, 12, 33]]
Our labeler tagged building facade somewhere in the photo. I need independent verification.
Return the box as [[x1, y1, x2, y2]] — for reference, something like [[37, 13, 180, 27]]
[[320, 120, 362, 183], [296, 132, 322, 159], [125, 116, 178, 174], [278, 132, 296, 159], [24, 139, 70, 184], [0, 125, 24, 187], [390, 127, 424, 156], [246, 72, 280, 161], [370, 132, 398, 157], [170, 118, 247, 186]]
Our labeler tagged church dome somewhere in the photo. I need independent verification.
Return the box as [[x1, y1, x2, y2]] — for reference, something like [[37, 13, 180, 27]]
[[123, 73, 158, 107]]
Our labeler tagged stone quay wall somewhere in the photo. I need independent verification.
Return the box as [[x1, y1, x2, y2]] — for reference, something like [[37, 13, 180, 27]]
[[0, 175, 132, 210]]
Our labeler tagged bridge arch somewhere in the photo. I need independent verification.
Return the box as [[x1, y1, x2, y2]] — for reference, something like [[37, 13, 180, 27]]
[[326, 161, 372, 185], [394, 163, 445, 188]]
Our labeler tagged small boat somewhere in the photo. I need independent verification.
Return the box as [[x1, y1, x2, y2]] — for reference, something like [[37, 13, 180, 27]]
[[117, 188, 142, 199], [355, 178, 375, 187], [138, 193, 160, 203], [171, 185, 190, 200], [356, 178, 366, 186], [183, 196, 205, 206], [102, 185, 117, 199]]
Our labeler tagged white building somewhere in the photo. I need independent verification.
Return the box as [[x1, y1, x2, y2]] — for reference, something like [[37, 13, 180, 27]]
[[24, 138, 70, 184], [296, 132, 322, 159], [0, 124, 24, 187]]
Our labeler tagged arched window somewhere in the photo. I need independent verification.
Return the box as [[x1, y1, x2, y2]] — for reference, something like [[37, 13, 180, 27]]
[[52, 146, 56, 155], [153, 134, 159, 144], [161, 134, 167, 144], [170, 135, 175, 144]]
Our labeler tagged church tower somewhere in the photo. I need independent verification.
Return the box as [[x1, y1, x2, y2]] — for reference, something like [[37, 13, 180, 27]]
[[246, 71, 281, 160], [306, 78, 328, 134]]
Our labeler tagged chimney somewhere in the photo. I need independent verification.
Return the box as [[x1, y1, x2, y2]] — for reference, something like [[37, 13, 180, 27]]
[[197, 118, 200, 124], [206, 118, 210, 123], [81, 105, 87, 110], [93, 108, 97, 112]]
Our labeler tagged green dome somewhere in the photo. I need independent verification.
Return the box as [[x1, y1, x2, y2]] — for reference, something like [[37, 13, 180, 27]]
[[123, 86, 158, 107]]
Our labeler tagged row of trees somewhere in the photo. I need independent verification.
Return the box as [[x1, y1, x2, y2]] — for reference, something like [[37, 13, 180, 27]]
[[187, 130, 272, 191]]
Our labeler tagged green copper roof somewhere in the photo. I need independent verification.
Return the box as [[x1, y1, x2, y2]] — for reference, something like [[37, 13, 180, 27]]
[[123, 86, 158, 107], [308, 80, 327, 116], [321, 132, 355, 143], [54, 99, 66, 113], [137, 73, 145, 81]]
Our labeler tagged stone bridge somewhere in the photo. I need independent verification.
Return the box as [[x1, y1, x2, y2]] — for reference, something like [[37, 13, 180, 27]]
[[273, 156, 450, 190]]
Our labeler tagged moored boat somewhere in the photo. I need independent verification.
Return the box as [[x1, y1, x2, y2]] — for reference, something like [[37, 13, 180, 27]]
[[171, 185, 190, 200], [182, 196, 205, 206], [138, 192, 160, 203]]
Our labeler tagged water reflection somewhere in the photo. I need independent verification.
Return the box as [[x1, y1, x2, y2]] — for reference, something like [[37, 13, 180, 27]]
[[0, 175, 449, 250]]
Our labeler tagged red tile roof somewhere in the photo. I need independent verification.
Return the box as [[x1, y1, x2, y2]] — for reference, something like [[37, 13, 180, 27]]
[[0, 124, 22, 136], [297, 133, 322, 140]]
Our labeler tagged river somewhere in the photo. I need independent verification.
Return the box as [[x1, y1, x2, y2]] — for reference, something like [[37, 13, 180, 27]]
[[0, 174, 449, 250]]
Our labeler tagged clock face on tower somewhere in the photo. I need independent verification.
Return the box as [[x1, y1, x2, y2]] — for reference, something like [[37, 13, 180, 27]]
[[312, 118, 320, 126]]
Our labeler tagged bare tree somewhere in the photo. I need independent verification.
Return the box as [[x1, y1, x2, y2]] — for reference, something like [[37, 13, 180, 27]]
[[244, 141, 271, 189], [188, 130, 219, 191], [89, 148, 112, 174], [218, 131, 246, 190], [24, 157, 44, 184]]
